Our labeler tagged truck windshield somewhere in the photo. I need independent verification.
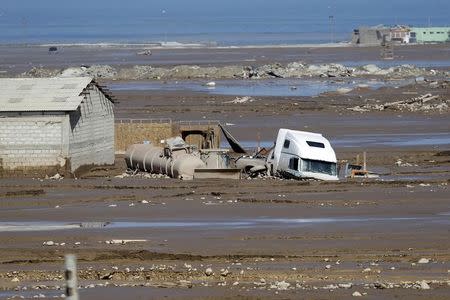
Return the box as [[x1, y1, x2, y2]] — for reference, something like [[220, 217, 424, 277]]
[[301, 158, 337, 176]]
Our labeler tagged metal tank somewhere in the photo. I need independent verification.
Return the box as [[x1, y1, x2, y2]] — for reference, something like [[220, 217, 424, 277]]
[[125, 143, 206, 180]]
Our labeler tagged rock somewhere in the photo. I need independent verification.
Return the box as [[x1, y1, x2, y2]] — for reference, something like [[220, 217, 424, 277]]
[[362, 64, 381, 74], [137, 49, 152, 56], [323, 284, 339, 290], [49, 173, 62, 180], [220, 269, 230, 277], [273, 281, 290, 290], [205, 81, 216, 87], [415, 76, 425, 83], [205, 267, 213, 276], [336, 87, 353, 94], [100, 273, 114, 280], [418, 258, 430, 264], [224, 96, 255, 104], [43, 241, 55, 246], [11, 277, 20, 282], [352, 291, 362, 297], [362, 268, 371, 273], [59, 65, 117, 79], [325, 264, 331, 269], [338, 283, 353, 289], [179, 280, 192, 288], [419, 280, 430, 290], [183, 263, 192, 269]]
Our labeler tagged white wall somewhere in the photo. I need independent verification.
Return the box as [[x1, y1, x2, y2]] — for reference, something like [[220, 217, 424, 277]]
[[68, 84, 114, 172], [0, 115, 65, 169]]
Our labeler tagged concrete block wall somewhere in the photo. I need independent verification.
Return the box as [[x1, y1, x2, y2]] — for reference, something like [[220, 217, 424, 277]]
[[68, 84, 115, 172], [0, 116, 65, 170]]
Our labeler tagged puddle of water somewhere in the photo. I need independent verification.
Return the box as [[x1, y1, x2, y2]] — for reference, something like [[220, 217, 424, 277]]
[[0, 222, 108, 232], [1, 216, 448, 232], [339, 60, 450, 68], [331, 132, 450, 148], [223, 132, 450, 151], [109, 78, 411, 97]]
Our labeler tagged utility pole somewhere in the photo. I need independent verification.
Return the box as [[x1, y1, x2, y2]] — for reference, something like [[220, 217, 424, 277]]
[[162, 9, 167, 44], [329, 15, 335, 43]]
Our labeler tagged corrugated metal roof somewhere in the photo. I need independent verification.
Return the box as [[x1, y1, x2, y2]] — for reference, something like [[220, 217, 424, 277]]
[[0, 77, 94, 112]]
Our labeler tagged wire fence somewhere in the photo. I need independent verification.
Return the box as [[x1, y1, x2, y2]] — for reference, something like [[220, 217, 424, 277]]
[[116, 118, 172, 124]]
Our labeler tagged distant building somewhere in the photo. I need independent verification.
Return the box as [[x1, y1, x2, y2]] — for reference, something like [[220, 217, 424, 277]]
[[351, 26, 391, 45], [390, 26, 411, 44], [0, 77, 115, 175], [410, 27, 450, 43]]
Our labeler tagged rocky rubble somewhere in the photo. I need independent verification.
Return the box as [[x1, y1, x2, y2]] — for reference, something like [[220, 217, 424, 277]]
[[348, 93, 449, 113], [19, 62, 441, 80]]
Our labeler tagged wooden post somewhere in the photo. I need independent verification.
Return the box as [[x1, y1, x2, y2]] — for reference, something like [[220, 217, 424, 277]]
[[256, 131, 261, 152], [363, 151, 367, 172], [65, 254, 79, 300]]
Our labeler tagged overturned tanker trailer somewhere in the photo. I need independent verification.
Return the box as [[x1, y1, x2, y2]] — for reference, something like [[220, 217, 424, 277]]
[[125, 137, 241, 180], [125, 137, 205, 180]]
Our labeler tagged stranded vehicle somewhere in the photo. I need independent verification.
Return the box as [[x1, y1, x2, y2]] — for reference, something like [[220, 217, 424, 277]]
[[125, 127, 339, 181], [266, 129, 338, 181]]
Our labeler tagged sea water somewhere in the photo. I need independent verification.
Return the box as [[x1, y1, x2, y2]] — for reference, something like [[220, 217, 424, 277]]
[[0, 0, 448, 45]]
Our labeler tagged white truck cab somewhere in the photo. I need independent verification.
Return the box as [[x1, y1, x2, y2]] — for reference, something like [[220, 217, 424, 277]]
[[267, 129, 338, 181]]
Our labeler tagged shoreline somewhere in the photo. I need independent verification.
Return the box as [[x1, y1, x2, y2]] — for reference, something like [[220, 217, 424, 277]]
[[0, 41, 448, 50]]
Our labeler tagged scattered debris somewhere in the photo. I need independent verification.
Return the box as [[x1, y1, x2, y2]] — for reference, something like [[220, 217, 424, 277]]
[[20, 62, 440, 80], [45, 173, 63, 180], [137, 49, 152, 56], [348, 93, 448, 113], [105, 239, 147, 245], [418, 280, 430, 290], [205, 268, 213, 276], [271, 281, 290, 291], [224, 96, 255, 104], [417, 258, 430, 264]]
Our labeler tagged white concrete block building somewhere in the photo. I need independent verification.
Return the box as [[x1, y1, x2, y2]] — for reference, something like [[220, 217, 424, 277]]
[[0, 77, 114, 174]]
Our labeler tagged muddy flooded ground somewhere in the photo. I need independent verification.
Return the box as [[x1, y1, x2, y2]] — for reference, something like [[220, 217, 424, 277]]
[[0, 175, 449, 299], [0, 44, 449, 299]]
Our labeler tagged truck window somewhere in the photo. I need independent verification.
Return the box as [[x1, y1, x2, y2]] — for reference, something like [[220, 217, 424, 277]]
[[289, 157, 299, 170], [283, 139, 290, 148], [306, 141, 325, 148], [301, 158, 336, 176]]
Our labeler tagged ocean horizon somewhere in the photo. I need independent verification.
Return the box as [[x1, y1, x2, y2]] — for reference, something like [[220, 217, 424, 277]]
[[1, 0, 449, 46]]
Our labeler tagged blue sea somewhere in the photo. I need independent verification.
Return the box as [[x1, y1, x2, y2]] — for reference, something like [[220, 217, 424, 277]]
[[0, 0, 449, 46]]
